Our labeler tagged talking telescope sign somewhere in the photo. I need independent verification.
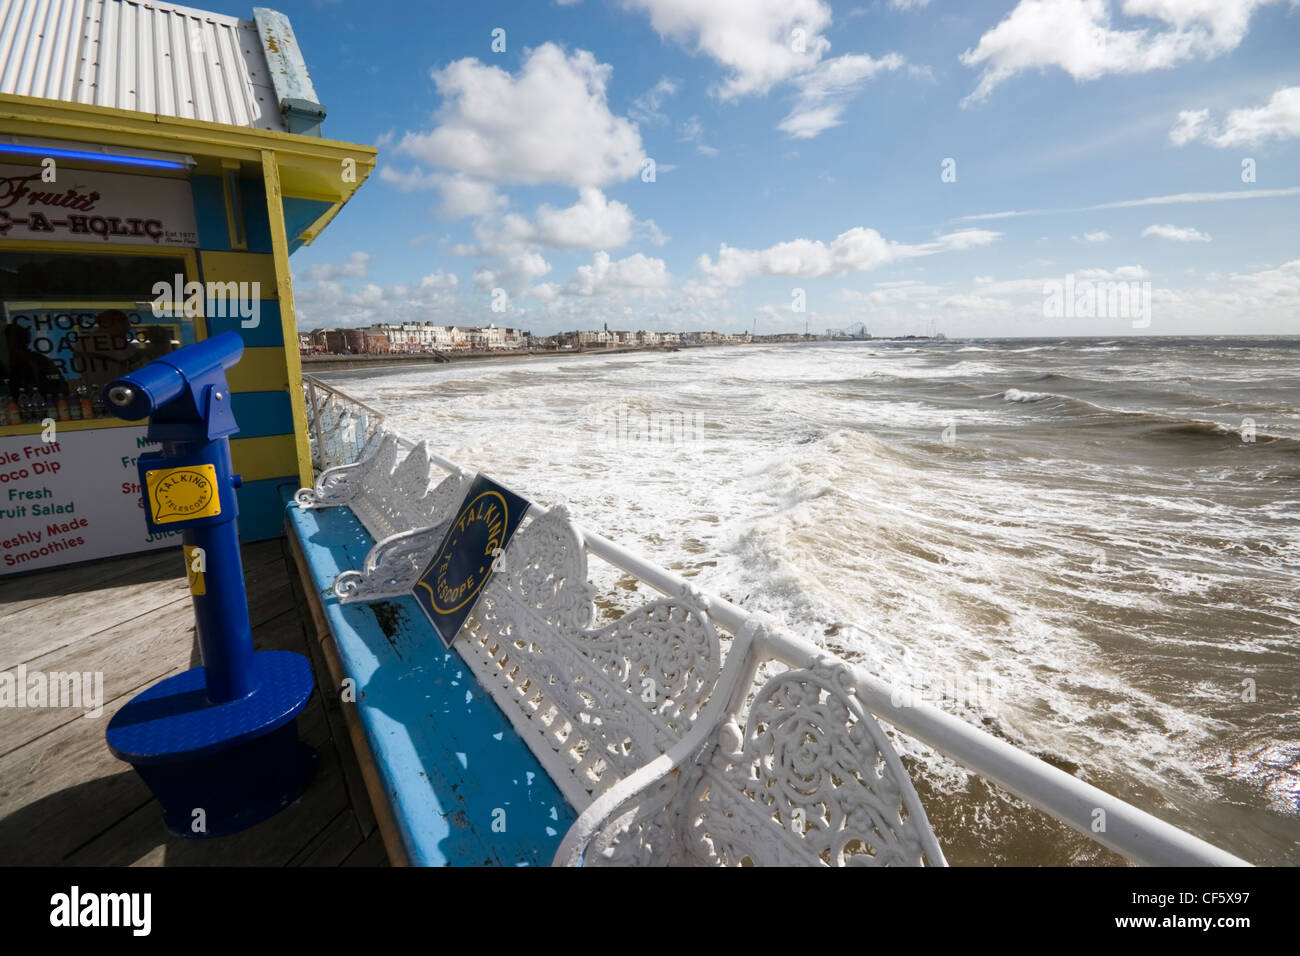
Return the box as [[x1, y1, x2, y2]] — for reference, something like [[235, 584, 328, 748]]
[[412, 474, 530, 647]]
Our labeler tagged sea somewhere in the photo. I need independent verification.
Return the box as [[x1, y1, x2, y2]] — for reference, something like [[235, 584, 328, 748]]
[[322, 336, 1300, 865]]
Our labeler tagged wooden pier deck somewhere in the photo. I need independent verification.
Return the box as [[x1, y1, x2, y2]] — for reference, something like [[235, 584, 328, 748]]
[[0, 539, 387, 866]]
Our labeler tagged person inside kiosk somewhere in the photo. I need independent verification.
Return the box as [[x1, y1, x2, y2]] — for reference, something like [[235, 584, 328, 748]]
[[0, 251, 191, 427]]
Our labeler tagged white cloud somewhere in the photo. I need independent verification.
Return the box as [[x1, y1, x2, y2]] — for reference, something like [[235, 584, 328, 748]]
[[293, 269, 461, 329], [300, 251, 372, 282], [1169, 86, 1300, 147], [623, 0, 833, 100], [377, 167, 506, 220], [778, 105, 845, 140], [378, 166, 440, 191], [959, 186, 1300, 221], [534, 188, 639, 248], [691, 226, 1000, 294], [960, 0, 1280, 105], [677, 115, 718, 156], [566, 251, 672, 295], [626, 1, 920, 139], [473, 252, 553, 296], [1081, 230, 1111, 242], [461, 188, 663, 255], [780, 53, 906, 138], [396, 44, 645, 188], [1076, 265, 1151, 280], [889, 0, 932, 8], [941, 292, 1011, 310], [1142, 224, 1211, 242], [433, 174, 505, 220], [630, 76, 680, 126]]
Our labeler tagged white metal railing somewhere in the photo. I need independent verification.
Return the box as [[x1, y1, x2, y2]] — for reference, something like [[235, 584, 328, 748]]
[[299, 374, 1249, 867], [304, 375, 395, 471]]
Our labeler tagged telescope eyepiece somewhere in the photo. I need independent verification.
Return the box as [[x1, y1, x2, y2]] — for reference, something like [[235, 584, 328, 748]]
[[108, 385, 137, 408]]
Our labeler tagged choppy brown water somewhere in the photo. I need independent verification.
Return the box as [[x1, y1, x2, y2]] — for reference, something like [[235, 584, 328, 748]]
[[329, 336, 1300, 864]]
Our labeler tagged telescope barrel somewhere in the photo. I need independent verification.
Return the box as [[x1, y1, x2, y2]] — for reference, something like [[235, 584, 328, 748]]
[[104, 361, 184, 420], [102, 331, 244, 421]]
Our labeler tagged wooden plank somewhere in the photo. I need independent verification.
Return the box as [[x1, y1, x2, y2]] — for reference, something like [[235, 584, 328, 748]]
[[1, 574, 191, 670], [0, 690, 167, 864], [0, 550, 179, 620], [341, 826, 390, 867], [0, 602, 195, 755], [288, 808, 364, 866], [2, 542, 303, 751], [65, 697, 351, 866], [1, 540, 287, 669], [0, 535, 375, 867], [286, 525, 402, 864], [279, 536, 377, 840]]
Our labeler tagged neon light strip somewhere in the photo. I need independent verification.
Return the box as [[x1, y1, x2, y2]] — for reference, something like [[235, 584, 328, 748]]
[[0, 144, 188, 170]]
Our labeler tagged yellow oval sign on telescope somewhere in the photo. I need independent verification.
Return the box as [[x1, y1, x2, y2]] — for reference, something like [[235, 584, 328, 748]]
[[145, 465, 221, 524]]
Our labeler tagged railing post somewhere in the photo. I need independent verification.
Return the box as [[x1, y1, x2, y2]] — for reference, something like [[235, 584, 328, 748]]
[[307, 377, 324, 472]]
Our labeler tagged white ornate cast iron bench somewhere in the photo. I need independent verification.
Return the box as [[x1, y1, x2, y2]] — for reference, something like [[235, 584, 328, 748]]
[[287, 430, 947, 866]]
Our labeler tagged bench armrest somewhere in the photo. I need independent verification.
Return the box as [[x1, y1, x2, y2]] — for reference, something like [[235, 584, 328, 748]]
[[554, 623, 761, 866], [296, 432, 396, 508]]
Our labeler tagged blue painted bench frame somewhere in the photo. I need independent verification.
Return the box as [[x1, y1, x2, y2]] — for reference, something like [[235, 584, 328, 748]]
[[285, 500, 577, 866]]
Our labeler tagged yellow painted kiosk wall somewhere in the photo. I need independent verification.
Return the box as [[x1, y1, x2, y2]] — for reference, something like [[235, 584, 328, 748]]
[[189, 159, 311, 543], [0, 92, 375, 573], [1, 159, 321, 576]]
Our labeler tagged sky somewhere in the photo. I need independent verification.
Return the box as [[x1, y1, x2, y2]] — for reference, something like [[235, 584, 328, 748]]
[[256, 0, 1300, 337]]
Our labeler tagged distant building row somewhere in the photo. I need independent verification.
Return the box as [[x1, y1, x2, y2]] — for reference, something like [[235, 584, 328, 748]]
[[299, 324, 522, 354], [299, 322, 749, 355]]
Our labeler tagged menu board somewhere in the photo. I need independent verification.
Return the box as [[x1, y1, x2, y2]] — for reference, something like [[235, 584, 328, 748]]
[[0, 425, 180, 575]]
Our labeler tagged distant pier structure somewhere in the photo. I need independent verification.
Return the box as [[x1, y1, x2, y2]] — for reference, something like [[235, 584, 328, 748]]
[[826, 322, 870, 340]]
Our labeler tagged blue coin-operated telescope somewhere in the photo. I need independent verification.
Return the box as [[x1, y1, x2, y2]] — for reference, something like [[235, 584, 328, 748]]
[[102, 331, 315, 838]]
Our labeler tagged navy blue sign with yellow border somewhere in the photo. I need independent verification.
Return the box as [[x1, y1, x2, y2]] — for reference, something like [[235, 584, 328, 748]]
[[412, 474, 530, 647]]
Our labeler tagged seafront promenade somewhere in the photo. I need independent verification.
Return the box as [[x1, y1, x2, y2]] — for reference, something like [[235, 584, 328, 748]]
[[300, 341, 721, 372]]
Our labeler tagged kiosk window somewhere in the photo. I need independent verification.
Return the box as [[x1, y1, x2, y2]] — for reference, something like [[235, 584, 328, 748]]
[[0, 251, 193, 421]]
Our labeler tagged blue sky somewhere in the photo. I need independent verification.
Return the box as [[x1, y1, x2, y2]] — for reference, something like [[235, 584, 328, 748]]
[[258, 0, 1299, 337]]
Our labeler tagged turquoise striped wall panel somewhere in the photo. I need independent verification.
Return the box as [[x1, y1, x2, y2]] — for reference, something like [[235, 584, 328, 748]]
[[204, 299, 284, 347], [191, 175, 230, 251], [236, 475, 299, 541], [230, 390, 294, 439], [240, 178, 274, 255], [283, 197, 333, 252]]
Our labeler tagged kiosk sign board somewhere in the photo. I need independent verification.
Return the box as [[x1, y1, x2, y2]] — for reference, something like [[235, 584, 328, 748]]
[[0, 163, 198, 247], [0, 426, 180, 575]]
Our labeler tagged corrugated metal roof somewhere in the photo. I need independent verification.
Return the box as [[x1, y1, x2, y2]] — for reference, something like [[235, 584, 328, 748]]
[[0, 0, 287, 131]]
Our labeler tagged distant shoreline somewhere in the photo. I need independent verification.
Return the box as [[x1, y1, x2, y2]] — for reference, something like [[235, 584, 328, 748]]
[[300, 342, 723, 372], [299, 333, 1300, 375]]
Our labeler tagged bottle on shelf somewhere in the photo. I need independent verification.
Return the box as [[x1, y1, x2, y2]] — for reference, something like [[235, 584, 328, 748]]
[[57, 395, 70, 421], [76, 382, 93, 420], [4, 384, 19, 426], [18, 389, 34, 423], [44, 394, 57, 422]]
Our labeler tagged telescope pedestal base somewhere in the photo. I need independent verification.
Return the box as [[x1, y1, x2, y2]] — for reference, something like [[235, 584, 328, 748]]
[[106, 650, 317, 839]]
